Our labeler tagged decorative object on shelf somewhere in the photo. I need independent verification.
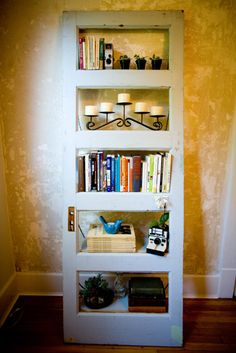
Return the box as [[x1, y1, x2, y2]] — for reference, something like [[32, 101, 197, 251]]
[[119, 55, 131, 69], [134, 54, 147, 70], [150, 54, 162, 70], [147, 210, 169, 256], [128, 277, 166, 312], [84, 94, 166, 130], [80, 273, 114, 309], [99, 215, 123, 234], [114, 273, 127, 298]]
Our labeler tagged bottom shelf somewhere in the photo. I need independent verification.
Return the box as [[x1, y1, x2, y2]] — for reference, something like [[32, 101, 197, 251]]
[[80, 295, 167, 314], [78, 272, 168, 314]]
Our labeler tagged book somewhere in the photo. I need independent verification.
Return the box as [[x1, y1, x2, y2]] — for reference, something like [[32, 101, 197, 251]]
[[115, 154, 120, 192], [120, 156, 129, 192], [77, 155, 85, 192], [132, 156, 142, 192], [99, 38, 104, 69], [106, 155, 112, 192]]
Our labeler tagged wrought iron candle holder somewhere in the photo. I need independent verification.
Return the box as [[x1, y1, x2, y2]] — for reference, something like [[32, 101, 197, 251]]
[[84, 102, 167, 131]]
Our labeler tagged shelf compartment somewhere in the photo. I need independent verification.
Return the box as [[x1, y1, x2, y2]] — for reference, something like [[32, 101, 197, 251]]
[[77, 27, 169, 71], [77, 87, 169, 132], [78, 271, 169, 314]]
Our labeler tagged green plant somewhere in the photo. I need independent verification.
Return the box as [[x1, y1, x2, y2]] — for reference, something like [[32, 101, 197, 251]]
[[80, 273, 108, 298], [149, 212, 169, 230], [134, 54, 146, 61], [119, 54, 130, 60], [150, 54, 161, 60]]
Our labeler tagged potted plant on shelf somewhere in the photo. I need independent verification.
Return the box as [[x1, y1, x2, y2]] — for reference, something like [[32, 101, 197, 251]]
[[134, 54, 147, 70], [119, 55, 131, 69], [150, 54, 162, 70], [80, 273, 114, 309]]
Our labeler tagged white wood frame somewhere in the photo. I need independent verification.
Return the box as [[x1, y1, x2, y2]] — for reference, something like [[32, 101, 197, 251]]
[[62, 11, 183, 346]]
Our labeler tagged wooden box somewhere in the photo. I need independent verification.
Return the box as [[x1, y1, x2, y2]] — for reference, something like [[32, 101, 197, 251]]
[[87, 224, 136, 253]]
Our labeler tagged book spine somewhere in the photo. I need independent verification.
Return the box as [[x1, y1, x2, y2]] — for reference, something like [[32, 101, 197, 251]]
[[132, 156, 142, 192], [84, 153, 91, 192], [106, 155, 112, 192], [79, 37, 84, 69], [115, 154, 120, 192], [78, 155, 85, 192], [111, 154, 115, 192], [91, 152, 97, 191], [148, 154, 154, 192], [99, 38, 105, 69]]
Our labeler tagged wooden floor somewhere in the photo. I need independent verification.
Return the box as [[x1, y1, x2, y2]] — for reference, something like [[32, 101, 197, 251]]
[[0, 296, 236, 353]]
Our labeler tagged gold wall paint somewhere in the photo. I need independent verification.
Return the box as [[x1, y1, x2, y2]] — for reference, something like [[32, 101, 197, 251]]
[[0, 0, 235, 274]]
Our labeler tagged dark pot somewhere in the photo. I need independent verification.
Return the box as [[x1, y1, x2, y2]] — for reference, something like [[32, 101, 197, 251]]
[[151, 58, 162, 70], [135, 59, 146, 70], [84, 288, 114, 309], [120, 59, 130, 69]]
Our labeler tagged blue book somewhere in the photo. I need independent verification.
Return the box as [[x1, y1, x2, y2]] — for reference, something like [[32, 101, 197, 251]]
[[115, 154, 120, 192]]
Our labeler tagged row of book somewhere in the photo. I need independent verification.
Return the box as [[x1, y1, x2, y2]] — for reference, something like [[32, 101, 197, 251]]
[[78, 36, 105, 70], [77, 151, 172, 193]]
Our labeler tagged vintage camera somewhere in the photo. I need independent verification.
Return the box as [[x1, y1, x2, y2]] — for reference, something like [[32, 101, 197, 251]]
[[104, 43, 113, 69], [146, 227, 169, 256]]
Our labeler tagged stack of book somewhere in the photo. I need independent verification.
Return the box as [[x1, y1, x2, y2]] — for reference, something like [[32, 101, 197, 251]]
[[77, 151, 172, 193], [87, 224, 136, 253], [78, 36, 105, 70]]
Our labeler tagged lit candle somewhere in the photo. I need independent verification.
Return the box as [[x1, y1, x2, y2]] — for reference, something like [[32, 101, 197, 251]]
[[150, 105, 164, 116], [135, 102, 148, 112], [100, 102, 113, 112], [85, 105, 98, 116], [118, 93, 130, 103]]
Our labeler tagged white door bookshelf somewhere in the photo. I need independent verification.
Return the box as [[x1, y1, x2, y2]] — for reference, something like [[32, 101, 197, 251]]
[[63, 11, 183, 346]]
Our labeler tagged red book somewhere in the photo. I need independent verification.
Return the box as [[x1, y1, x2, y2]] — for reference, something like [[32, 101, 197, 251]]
[[132, 156, 142, 192]]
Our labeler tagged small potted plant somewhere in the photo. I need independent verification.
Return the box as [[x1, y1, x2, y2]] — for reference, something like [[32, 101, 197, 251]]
[[119, 55, 131, 69], [149, 212, 169, 231], [80, 273, 114, 309], [150, 54, 162, 70], [134, 54, 147, 70]]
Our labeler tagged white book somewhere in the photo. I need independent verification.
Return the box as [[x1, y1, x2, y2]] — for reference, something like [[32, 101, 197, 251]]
[[141, 160, 147, 192], [162, 152, 172, 193], [156, 153, 162, 193], [84, 153, 91, 192]]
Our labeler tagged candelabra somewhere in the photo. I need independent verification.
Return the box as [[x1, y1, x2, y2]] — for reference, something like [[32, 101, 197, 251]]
[[84, 95, 167, 131]]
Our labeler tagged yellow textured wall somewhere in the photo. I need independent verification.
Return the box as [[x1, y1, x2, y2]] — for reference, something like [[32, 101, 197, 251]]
[[0, 0, 235, 274]]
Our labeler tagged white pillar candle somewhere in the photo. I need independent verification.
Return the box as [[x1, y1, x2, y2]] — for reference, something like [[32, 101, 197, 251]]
[[85, 105, 98, 116], [100, 102, 113, 112], [118, 93, 130, 103], [150, 105, 164, 116], [135, 102, 148, 112]]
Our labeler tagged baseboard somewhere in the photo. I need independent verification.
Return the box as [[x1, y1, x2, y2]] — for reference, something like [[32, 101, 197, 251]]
[[16, 272, 63, 296], [183, 274, 219, 298], [218, 268, 236, 298], [11, 272, 221, 298], [0, 272, 18, 327]]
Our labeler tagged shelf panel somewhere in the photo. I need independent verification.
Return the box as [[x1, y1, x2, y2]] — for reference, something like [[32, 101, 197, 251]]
[[75, 192, 171, 211], [76, 252, 171, 272], [80, 295, 167, 314], [74, 69, 171, 89], [75, 131, 172, 150]]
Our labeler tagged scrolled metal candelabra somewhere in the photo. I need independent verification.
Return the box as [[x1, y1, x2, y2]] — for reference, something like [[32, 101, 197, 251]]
[[84, 102, 167, 131]]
